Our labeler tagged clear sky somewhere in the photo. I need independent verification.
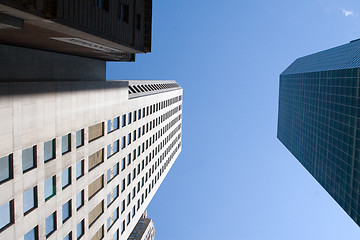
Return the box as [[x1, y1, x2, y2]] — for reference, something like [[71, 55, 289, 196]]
[[107, 0, 360, 239]]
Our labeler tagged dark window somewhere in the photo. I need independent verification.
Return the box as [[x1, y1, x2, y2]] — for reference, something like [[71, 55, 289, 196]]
[[95, 0, 109, 11], [23, 146, 36, 172], [120, 4, 129, 23], [136, 14, 141, 30]]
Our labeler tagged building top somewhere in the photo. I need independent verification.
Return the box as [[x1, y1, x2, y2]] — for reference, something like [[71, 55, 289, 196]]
[[0, 0, 152, 61], [281, 39, 360, 75]]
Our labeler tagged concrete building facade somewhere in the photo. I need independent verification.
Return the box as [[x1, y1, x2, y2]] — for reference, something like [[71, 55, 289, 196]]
[[0, 0, 152, 61], [0, 80, 182, 240], [278, 39, 360, 226]]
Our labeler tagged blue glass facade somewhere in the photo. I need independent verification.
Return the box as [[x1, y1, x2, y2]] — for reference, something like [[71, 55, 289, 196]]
[[278, 40, 360, 226]]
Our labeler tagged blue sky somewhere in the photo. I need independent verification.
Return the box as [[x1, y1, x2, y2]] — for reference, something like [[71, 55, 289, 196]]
[[107, 0, 360, 239]]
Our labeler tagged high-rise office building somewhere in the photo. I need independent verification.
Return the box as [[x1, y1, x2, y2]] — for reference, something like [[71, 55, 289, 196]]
[[0, 0, 152, 61], [278, 39, 360, 226], [0, 80, 182, 240], [127, 216, 155, 240]]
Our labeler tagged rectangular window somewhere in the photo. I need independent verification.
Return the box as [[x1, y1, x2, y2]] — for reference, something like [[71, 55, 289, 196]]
[[44, 139, 55, 162], [95, 0, 109, 11], [122, 114, 126, 127], [62, 134, 71, 155], [22, 146, 36, 172], [119, 3, 129, 23], [0, 154, 12, 184], [133, 130, 136, 141], [106, 208, 119, 231], [24, 226, 38, 240], [23, 186, 37, 214], [121, 158, 125, 171], [121, 220, 125, 234], [127, 133, 131, 145], [138, 109, 141, 120], [107, 140, 119, 158], [0, 200, 14, 231], [88, 149, 104, 171], [45, 212, 56, 238], [76, 160, 84, 179], [107, 185, 119, 207], [77, 220, 84, 239], [113, 229, 119, 240], [76, 129, 84, 148], [91, 225, 104, 240], [121, 179, 125, 192], [89, 122, 104, 142], [45, 176, 56, 201], [121, 200, 125, 213], [88, 175, 104, 200], [63, 232, 71, 240], [136, 14, 141, 30], [133, 111, 137, 122], [122, 136, 126, 149], [107, 117, 119, 133], [76, 190, 84, 210], [89, 201, 104, 227], [127, 153, 131, 166], [62, 167, 71, 189], [62, 200, 71, 223], [107, 163, 119, 183]]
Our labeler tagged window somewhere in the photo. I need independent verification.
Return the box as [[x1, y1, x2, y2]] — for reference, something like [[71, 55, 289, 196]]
[[121, 158, 125, 171], [45, 212, 56, 238], [77, 220, 84, 239], [62, 167, 71, 189], [121, 179, 125, 192], [63, 232, 71, 240], [88, 175, 104, 200], [119, 3, 129, 23], [107, 140, 119, 158], [62, 201, 71, 223], [136, 14, 141, 30], [107, 186, 119, 206], [127, 133, 131, 145], [107, 208, 119, 231], [22, 146, 36, 172], [121, 200, 125, 213], [88, 149, 104, 171], [121, 136, 126, 149], [44, 139, 55, 162], [76, 160, 84, 179], [0, 200, 13, 230], [24, 226, 38, 240], [0, 154, 12, 183], [45, 176, 56, 201], [133, 111, 137, 122], [76, 190, 84, 210], [113, 229, 119, 240], [121, 221, 125, 234], [76, 129, 84, 148], [62, 134, 71, 155], [107, 117, 119, 133], [107, 163, 119, 183], [122, 114, 126, 127], [127, 153, 131, 165], [23, 186, 37, 214], [127, 174, 131, 186], [95, 0, 109, 11], [128, 112, 132, 124], [89, 122, 104, 142]]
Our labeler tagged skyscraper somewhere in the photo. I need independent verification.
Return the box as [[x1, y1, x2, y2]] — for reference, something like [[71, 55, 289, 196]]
[[0, 80, 182, 239], [0, 0, 152, 61], [278, 39, 360, 226]]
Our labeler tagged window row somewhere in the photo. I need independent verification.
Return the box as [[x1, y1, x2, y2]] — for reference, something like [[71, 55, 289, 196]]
[[128, 83, 180, 94]]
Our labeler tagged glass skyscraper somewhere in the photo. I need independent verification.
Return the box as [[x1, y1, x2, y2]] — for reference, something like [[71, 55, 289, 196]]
[[278, 39, 360, 226]]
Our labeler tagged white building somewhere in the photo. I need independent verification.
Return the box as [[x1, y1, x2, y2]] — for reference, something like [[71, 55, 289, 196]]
[[0, 80, 182, 240]]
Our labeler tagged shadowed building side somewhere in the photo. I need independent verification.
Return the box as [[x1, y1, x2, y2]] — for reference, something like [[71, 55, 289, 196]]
[[0, 0, 152, 61]]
